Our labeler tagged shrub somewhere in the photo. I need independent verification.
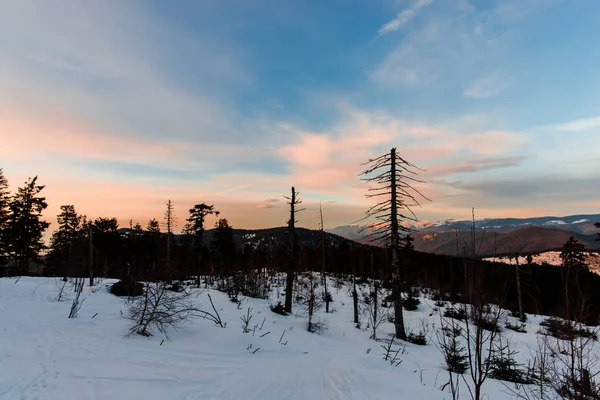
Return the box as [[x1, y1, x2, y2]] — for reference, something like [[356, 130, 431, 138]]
[[408, 332, 427, 345], [403, 295, 420, 311], [474, 314, 502, 333], [486, 338, 532, 384], [270, 302, 287, 316], [439, 325, 469, 374], [505, 321, 527, 333], [110, 277, 143, 297], [444, 307, 467, 321], [539, 317, 598, 341]]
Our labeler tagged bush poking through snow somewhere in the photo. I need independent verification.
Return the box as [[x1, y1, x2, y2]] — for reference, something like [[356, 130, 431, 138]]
[[270, 302, 287, 316], [381, 336, 407, 367], [486, 337, 531, 384], [110, 277, 143, 297], [240, 308, 253, 333], [408, 332, 427, 345], [127, 282, 207, 337], [539, 317, 598, 341], [443, 307, 466, 321], [437, 321, 469, 374], [402, 294, 420, 311], [505, 320, 527, 333], [68, 278, 85, 319]]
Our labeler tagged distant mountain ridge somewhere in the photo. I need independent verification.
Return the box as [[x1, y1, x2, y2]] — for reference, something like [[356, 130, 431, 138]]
[[327, 214, 600, 256]]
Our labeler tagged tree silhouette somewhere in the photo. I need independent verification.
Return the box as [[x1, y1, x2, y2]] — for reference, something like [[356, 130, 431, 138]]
[[187, 203, 217, 288], [47, 205, 84, 276], [360, 148, 429, 340], [0, 169, 11, 267], [283, 187, 304, 313], [6, 176, 50, 274]]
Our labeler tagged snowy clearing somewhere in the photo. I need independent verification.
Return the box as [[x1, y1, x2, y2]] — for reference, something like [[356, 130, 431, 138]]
[[0, 276, 596, 399]]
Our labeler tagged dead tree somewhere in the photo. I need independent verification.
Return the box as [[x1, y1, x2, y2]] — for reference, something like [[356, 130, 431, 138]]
[[88, 224, 94, 287], [360, 147, 429, 340], [163, 200, 176, 282], [319, 202, 331, 313], [283, 187, 304, 314]]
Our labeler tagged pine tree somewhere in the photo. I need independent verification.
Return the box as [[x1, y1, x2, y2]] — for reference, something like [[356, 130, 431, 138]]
[[93, 217, 121, 278], [211, 218, 235, 276], [146, 219, 160, 233], [6, 176, 50, 274], [187, 203, 217, 287], [560, 236, 587, 272], [0, 169, 10, 266], [47, 205, 84, 276]]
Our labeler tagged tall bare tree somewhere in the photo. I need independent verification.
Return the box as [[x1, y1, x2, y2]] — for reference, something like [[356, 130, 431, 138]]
[[163, 200, 176, 282], [360, 147, 428, 340], [319, 202, 331, 313], [283, 187, 304, 313]]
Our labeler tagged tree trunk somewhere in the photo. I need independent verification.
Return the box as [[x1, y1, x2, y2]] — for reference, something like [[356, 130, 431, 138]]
[[390, 148, 407, 340], [88, 225, 94, 286], [320, 202, 329, 313], [284, 187, 296, 314], [515, 256, 524, 322]]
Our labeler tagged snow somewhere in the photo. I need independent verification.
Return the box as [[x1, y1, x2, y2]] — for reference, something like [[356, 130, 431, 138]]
[[572, 219, 589, 224], [543, 220, 566, 225], [485, 251, 600, 275], [1, 276, 596, 399]]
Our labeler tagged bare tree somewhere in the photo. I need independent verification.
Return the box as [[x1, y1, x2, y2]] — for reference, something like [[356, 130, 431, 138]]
[[360, 147, 429, 340], [283, 187, 304, 314], [127, 281, 219, 337], [163, 200, 176, 282], [68, 278, 85, 318], [88, 224, 94, 286], [319, 202, 331, 313], [360, 279, 389, 340]]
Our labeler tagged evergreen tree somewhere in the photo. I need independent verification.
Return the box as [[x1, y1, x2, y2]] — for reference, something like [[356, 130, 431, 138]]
[[0, 169, 10, 266], [187, 203, 217, 287], [46, 205, 84, 276], [49, 205, 83, 250], [146, 219, 160, 233], [93, 217, 122, 278], [6, 176, 50, 274], [211, 218, 235, 276], [560, 236, 587, 272]]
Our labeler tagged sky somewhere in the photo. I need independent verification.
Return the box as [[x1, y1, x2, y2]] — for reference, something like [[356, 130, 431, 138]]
[[1, 0, 600, 232]]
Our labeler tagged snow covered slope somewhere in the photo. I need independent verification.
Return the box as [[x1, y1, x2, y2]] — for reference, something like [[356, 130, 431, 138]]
[[485, 251, 600, 275], [0, 276, 596, 399]]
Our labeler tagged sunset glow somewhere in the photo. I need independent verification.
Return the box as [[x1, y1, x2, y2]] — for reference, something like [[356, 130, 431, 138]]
[[2, 1, 599, 232]]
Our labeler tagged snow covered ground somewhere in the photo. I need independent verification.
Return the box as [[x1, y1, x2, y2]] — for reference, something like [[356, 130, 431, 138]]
[[0, 276, 595, 399], [485, 251, 600, 275]]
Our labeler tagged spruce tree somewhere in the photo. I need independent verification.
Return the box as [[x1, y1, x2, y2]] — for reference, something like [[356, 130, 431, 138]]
[[6, 176, 50, 274], [0, 169, 10, 266], [47, 205, 83, 276], [211, 218, 235, 276], [187, 203, 217, 287]]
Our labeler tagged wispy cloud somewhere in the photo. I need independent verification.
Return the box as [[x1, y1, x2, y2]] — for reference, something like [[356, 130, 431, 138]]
[[463, 73, 511, 99], [378, 0, 433, 36], [552, 116, 600, 132]]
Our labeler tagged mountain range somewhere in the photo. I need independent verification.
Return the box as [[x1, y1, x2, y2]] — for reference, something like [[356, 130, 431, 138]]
[[326, 214, 600, 256]]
